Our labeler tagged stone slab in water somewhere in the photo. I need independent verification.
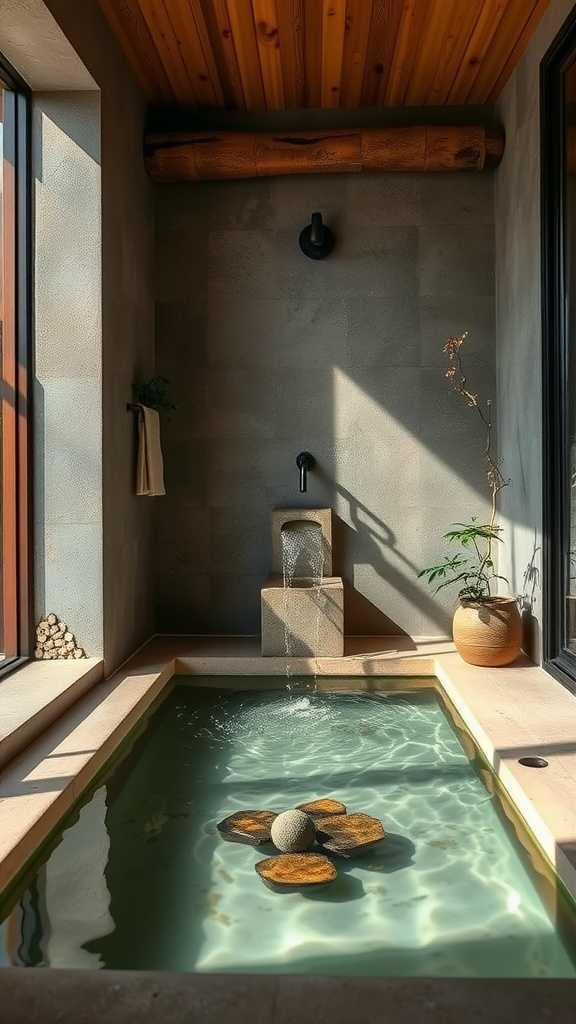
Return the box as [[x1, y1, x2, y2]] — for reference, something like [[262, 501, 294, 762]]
[[256, 852, 337, 892], [296, 798, 347, 818], [217, 810, 278, 845], [316, 813, 385, 856]]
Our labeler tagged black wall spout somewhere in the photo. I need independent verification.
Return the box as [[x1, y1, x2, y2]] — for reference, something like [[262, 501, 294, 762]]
[[296, 451, 315, 492]]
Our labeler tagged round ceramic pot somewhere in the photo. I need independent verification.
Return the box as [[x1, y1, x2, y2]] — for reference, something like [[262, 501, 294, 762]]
[[452, 596, 522, 667]]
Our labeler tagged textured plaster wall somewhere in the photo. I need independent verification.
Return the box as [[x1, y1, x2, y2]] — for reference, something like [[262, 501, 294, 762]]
[[43, 0, 156, 671], [495, 0, 575, 662], [0, 0, 95, 90], [33, 92, 103, 656], [156, 173, 495, 636]]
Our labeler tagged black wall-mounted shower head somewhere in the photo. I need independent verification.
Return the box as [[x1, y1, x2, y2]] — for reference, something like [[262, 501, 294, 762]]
[[299, 212, 334, 260]]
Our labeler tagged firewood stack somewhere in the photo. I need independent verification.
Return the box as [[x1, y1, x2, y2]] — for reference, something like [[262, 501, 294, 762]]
[[35, 613, 86, 660]]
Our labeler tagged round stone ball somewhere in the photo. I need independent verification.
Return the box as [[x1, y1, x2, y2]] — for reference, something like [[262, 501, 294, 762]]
[[271, 810, 316, 853]]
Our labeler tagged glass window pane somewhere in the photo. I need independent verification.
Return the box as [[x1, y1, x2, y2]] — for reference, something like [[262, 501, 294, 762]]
[[0, 82, 5, 663], [0, 65, 29, 673]]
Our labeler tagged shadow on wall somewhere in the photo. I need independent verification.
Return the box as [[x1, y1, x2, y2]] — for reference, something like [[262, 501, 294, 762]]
[[329, 486, 452, 637], [518, 531, 541, 663]]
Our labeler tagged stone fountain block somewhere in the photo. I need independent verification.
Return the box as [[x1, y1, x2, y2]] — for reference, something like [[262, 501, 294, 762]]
[[271, 508, 333, 576], [261, 574, 344, 657]]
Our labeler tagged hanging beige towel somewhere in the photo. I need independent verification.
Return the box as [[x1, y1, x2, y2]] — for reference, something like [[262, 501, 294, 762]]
[[136, 404, 166, 496]]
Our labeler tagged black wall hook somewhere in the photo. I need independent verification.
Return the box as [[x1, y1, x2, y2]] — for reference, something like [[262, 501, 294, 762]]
[[299, 212, 334, 260]]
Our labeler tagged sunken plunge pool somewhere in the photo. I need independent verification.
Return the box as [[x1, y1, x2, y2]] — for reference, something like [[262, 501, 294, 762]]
[[1, 682, 576, 977]]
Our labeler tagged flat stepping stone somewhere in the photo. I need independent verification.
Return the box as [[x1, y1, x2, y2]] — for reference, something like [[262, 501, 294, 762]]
[[316, 813, 385, 856], [296, 798, 347, 818], [255, 852, 337, 892], [217, 810, 278, 845]]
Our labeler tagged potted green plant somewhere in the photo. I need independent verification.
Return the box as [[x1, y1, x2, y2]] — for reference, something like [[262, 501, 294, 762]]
[[135, 376, 175, 413], [418, 333, 521, 667]]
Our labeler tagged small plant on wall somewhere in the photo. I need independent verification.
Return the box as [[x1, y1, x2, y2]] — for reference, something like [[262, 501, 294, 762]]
[[135, 376, 175, 413], [418, 333, 522, 667]]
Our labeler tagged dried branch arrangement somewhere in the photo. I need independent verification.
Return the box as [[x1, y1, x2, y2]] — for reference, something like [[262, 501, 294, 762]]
[[419, 332, 510, 602], [35, 613, 86, 660]]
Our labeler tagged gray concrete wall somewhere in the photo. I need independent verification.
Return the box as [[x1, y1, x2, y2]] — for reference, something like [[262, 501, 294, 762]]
[[33, 91, 103, 657], [495, 0, 575, 661], [44, 0, 156, 671], [156, 172, 495, 637]]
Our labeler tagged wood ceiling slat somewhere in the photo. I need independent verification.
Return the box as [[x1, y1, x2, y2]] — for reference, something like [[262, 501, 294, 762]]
[[473, 0, 549, 102], [422, 0, 485, 106], [361, 1, 404, 109], [404, 0, 458, 106], [448, 0, 509, 104], [136, 0, 199, 104], [303, 0, 323, 107], [167, 0, 225, 108], [252, 0, 285, 110], [340, 0, 373, 109], [99, 0, 175, 102], [321, 0, 347, 108], [277, 0, 306, 109], [200, 0, 246, 109], [384, 0, 429, 105], [190, 1, 228, 104], [225, 0, 266, 109], [100, 0, 551, 111]]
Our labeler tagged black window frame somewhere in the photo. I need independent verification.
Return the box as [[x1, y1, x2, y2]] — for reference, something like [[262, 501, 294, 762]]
[[542, 5, 576, 692], [0, 51, 32, 679]]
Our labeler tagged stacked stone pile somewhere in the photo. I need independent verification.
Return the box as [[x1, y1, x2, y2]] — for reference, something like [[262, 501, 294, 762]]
[[35, 613, 86, 660]]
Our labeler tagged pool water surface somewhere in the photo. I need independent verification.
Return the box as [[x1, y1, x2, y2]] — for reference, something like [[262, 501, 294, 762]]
[[1, 683, 575, 977]]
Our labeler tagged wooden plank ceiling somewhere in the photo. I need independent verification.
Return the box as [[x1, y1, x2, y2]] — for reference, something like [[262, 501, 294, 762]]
[[99, 0, 550, 111]]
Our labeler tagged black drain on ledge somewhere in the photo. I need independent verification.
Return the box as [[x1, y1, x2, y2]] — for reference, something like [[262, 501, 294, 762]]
[[518, 756, 549, 768]]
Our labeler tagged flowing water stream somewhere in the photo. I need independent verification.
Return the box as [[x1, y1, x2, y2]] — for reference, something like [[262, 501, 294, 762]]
[[280, 520, 325, 696]]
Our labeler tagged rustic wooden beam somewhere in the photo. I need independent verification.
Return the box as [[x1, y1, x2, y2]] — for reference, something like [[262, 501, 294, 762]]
[[145, 124, 504, 182]]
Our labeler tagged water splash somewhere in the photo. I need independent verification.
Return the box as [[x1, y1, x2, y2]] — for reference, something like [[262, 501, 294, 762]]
[[280, 520, 325, 697]]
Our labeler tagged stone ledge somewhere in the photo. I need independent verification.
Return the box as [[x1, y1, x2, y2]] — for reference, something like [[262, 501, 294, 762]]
[[434, 652, 576, 902], [2, 971, 576, 1024], [0, 658, 103, 771], [0, 653, 174, 894]]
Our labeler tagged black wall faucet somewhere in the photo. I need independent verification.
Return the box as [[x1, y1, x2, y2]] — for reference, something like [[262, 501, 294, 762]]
[[296, 451, 315, 493]]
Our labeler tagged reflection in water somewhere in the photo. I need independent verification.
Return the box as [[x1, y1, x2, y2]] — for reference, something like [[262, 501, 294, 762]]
[[1, 687, 576, 977], [4, 788, 113, 967]]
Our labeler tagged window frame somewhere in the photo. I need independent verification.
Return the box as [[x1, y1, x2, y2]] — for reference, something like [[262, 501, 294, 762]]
[[0, 52, 32, 678]]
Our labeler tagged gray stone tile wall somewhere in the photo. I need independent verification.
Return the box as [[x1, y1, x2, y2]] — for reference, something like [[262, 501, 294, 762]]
[[495, 0, 576, 662], [155, 172, 495, 636]]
